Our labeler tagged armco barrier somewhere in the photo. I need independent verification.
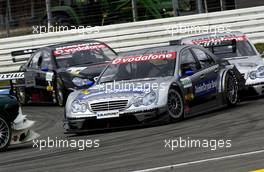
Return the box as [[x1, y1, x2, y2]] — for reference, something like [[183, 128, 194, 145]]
[[0, 6, 264, 72]]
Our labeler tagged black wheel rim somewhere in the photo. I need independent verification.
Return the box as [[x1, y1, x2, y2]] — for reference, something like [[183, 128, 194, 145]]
[[227, 76, 238, 104], [0, 117, 10, 149], [168, 91, 183, 119]]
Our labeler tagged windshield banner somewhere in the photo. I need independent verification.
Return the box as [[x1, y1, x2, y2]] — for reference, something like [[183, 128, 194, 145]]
[[53, 43, 106, 56], [112, 52, 176, 65]]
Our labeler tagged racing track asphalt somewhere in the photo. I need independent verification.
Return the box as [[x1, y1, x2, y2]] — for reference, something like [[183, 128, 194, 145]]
[[0, 98, 264, 172]]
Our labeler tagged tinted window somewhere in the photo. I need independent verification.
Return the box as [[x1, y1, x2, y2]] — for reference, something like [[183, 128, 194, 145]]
[[192, 48, 215, 68], [54, 43, 117, 68], [180, 49, 199, 75], [29, 51, 42, 69], [98, 52, 176, 83], [208, 40, 257, 58], [41, 51, 53, 69]]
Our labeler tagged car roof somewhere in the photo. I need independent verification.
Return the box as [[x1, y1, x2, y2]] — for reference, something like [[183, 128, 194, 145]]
[[121, 44, 189, 57], [44, 39, 105, 50]]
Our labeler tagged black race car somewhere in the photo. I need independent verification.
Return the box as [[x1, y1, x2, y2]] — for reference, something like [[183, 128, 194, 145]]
[[11, 40, 117, 106]]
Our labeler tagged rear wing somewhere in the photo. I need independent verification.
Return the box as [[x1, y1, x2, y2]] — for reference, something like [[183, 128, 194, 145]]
[[0, 72, 25, 94], [0, 48, 39, 94], [0, 72, 24, 81], [0, 71, 36, 95], [11, 48, 38, 63]]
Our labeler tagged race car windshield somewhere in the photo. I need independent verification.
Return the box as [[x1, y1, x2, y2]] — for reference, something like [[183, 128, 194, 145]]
[[54, 46, 116, 68], [207, 40, 257, 58], [98, 52, 176, 83]]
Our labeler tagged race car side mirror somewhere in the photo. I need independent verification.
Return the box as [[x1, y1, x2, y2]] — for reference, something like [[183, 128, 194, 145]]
[[185, 70, 194, 76], [87, 81, 94, 87]]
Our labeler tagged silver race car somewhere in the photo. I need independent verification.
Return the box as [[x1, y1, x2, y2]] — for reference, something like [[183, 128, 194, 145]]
[[64, 44, 244, 132], [175, 31, 264, 97]]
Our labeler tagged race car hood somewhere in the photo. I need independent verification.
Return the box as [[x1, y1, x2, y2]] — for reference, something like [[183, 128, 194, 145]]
[[65, 77, 173, 118], [226, 55, 263, 70], [57, 62, 109, 89], [64, 62, 109, 79], [226, 55, 264, 84], [76, 76, 174, 102]]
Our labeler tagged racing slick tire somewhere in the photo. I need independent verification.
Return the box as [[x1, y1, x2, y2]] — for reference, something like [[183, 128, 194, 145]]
[[224, 72, 239, 107], [55, 77, 66, 107], [167, 88, 184, 122], [16, 87, 28, 105], [0, 115, 12, 152]]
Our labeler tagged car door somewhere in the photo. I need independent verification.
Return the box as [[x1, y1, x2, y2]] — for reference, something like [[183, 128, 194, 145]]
[[190, 47, 220, 108], [39, 50, 55, 90], [179, 48, 209, 113], [26, 50, 53, 90]]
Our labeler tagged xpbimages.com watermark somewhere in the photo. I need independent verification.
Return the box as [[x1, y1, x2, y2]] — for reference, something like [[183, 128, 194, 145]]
[[164, 137, 232, 151], [32, 137, 100, 151], [32, 25, 100, 35], [165, 24, 232, 36], [97, 81, 168, 94]]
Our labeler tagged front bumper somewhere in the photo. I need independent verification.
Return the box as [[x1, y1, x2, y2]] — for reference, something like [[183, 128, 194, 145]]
[[64, 108, 167, 133], [240, 83, 264, 97]]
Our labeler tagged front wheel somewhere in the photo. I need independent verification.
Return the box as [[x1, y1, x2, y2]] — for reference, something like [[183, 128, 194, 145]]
[[0, 116, 12, 152], [167, 89, 184, 122], [224, 72, 238, 106]]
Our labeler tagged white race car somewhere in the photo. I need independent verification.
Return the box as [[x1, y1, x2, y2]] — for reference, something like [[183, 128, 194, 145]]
[[177, 31, 264, 97], [0, 89, 39, 151]]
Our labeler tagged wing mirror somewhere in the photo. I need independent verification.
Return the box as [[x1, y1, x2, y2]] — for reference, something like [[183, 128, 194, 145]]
[[87, 80, 94, 87], [184, 70, 194, 76], [41, 66, 49, 72]]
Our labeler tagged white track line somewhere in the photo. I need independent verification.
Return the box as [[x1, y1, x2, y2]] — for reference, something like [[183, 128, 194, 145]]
[[134, 149, 264, 172]]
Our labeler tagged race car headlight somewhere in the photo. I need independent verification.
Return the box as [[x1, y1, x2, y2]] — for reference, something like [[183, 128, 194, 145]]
[[133, 92, 157, 107], [249, 66, 264, 80], [72, 77, 93, 87], [71, 100, 87, 113]]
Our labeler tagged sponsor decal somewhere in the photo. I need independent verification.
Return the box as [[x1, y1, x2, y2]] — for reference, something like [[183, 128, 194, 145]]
[[67, 67, 87, 75], [53, 43, 106, 56], [105, 88, 146, 94], [78, 91, 105, 100], [184, 92, 194, 101], [195, 80, 217, 96], [191, 35, 247, 46], [81, 90, 90, 95], [45, 72, 54, 81], [47, 85, 53, 91], [0, 72, 24, 81], [96, 110, 119, 119], [112, 52, 176, 65], [180, 77, 192, 88]]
